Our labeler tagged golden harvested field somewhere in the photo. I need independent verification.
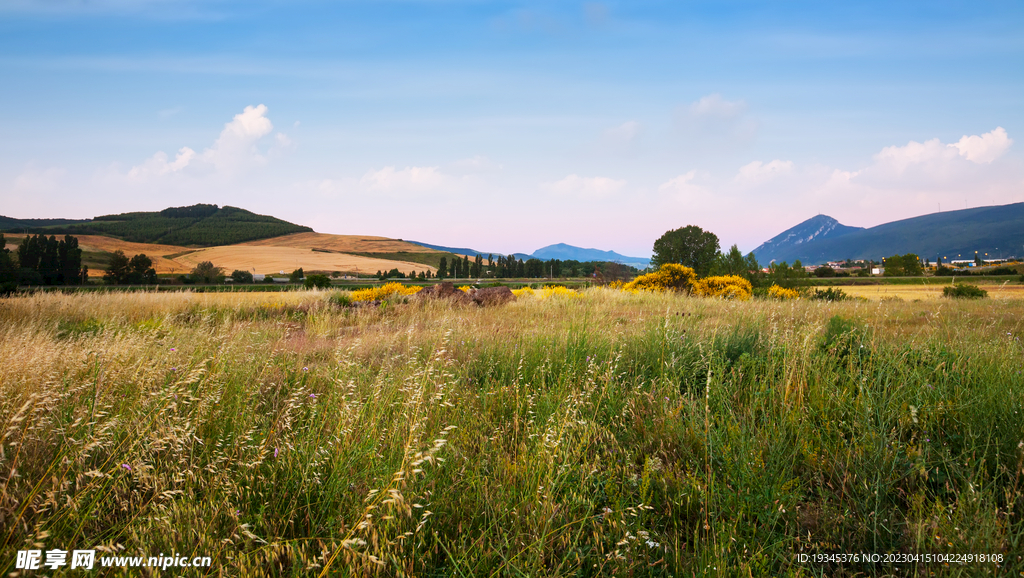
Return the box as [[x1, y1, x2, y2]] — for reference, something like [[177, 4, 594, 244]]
[[4, 233, 192, 273], [172, 245, 434, 275], [824, 282, 1024, 300], [239, 232, 437, 253], [4, 232, 438, 275]]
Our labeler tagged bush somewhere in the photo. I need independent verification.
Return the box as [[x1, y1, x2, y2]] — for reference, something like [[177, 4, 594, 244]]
[[767, 285, 800, 300], [987, 267, 1017, 276], [623, 264, 696, 293], [231, 270, 254, 284], [934, 266, 955, 276], [809, 287, 848, 302], [813, 266, 836, 278], [304, 274, 332, 289], [350, 282, 422, 302], [942, 284, 987, 299], [692, 275, 752, 300], [289, 268, 304, 283]]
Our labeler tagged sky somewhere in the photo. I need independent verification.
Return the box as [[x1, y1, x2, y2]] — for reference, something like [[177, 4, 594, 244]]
[[1, 0, 1022, 257]]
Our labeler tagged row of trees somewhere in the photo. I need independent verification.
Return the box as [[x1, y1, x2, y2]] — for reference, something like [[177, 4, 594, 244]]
[[0, 234, 89, 287], [434, 254, 640, 281]]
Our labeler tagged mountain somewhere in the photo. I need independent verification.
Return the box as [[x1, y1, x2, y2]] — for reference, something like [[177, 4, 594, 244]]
[[529, 243, 650, 267], [409, 241, 650, 266], [752, 203, 1024, 265], [1, 204, 312, 247], [406, 241, 507, 258], [751, 215, 864, 264]]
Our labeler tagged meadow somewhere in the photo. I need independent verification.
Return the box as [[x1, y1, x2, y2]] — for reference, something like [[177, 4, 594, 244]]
[[1, 289, 1022, 576]]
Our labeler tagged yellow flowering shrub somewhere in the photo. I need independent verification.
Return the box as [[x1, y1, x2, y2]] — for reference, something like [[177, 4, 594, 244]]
[[350, 282, 422, 302], [457, 286, 472, 293], [511, 287, 535, 298], [623, 264, 696, 293], [693, 275, 752, 300], [539, 285, 579, 299], [767, 284, 800, 300]]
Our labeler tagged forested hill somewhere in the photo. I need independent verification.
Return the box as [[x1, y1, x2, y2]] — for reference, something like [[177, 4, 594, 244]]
[[0, 216, 92, 230], [1, 204, 313, 247]]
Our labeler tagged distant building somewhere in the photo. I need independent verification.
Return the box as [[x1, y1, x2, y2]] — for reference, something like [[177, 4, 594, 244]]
[[871, 267, 883, 275], [254, 274, 265, 282]]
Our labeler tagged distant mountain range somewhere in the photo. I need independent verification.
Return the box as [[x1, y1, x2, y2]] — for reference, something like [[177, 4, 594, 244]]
[[408, 241, 650, 267], [752, 203, 1024, 265]]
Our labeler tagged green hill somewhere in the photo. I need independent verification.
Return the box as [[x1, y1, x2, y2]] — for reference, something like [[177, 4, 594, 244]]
[[0, 216, 92, 230], [1, 204, 312, 247]]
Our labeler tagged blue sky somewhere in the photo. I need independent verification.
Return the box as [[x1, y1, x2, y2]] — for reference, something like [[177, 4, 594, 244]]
[[2, 0, 1022, 257]]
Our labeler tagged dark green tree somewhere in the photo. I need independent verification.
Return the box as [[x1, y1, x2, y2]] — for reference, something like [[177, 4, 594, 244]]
[[437, 257, 448, 280], [289, 268, 304, 283], [103, 250, 131, 284], [0, 233, 17, 294], [193, 261, 224, 284], [127, 254, 158, 284], [304, 274, 331, 289], [714, 245, 748, 277], [231, 270, 254, 283], [651, 226, 720, 276]]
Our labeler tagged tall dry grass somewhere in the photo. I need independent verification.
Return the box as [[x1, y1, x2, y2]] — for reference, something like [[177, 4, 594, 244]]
[[1, 288, 1022, 576]]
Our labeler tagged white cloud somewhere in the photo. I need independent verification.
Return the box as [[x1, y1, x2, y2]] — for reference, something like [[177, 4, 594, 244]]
[[675, 93, 758, 146], [658, 170, 699, 193], [951, 127, 1012, 163], [360, 166, 447, 193], [127, 146, 195, 179], [597, 120, 643, 156], [688, 93, 746, 119], [124, 104, 282, 180], [542, 174, 625, 199], [875, 127, 1012, 172], [735, 159, 794, 184], [604, 120, 641, 143]]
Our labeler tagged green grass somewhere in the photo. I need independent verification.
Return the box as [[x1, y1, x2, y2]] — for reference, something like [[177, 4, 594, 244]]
[[0, 290, 1022, 576]]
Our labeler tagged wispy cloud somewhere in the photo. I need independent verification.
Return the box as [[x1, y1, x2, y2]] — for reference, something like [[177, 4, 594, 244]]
[[542, 174, 625, 199]]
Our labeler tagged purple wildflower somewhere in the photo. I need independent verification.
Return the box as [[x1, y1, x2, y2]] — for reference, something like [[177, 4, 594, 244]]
[[122, 464, 131, 471], [274, 447, 279, 458]]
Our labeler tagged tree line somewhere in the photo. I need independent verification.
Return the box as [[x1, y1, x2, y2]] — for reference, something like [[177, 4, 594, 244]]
[[0, 233, 88, 291]]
